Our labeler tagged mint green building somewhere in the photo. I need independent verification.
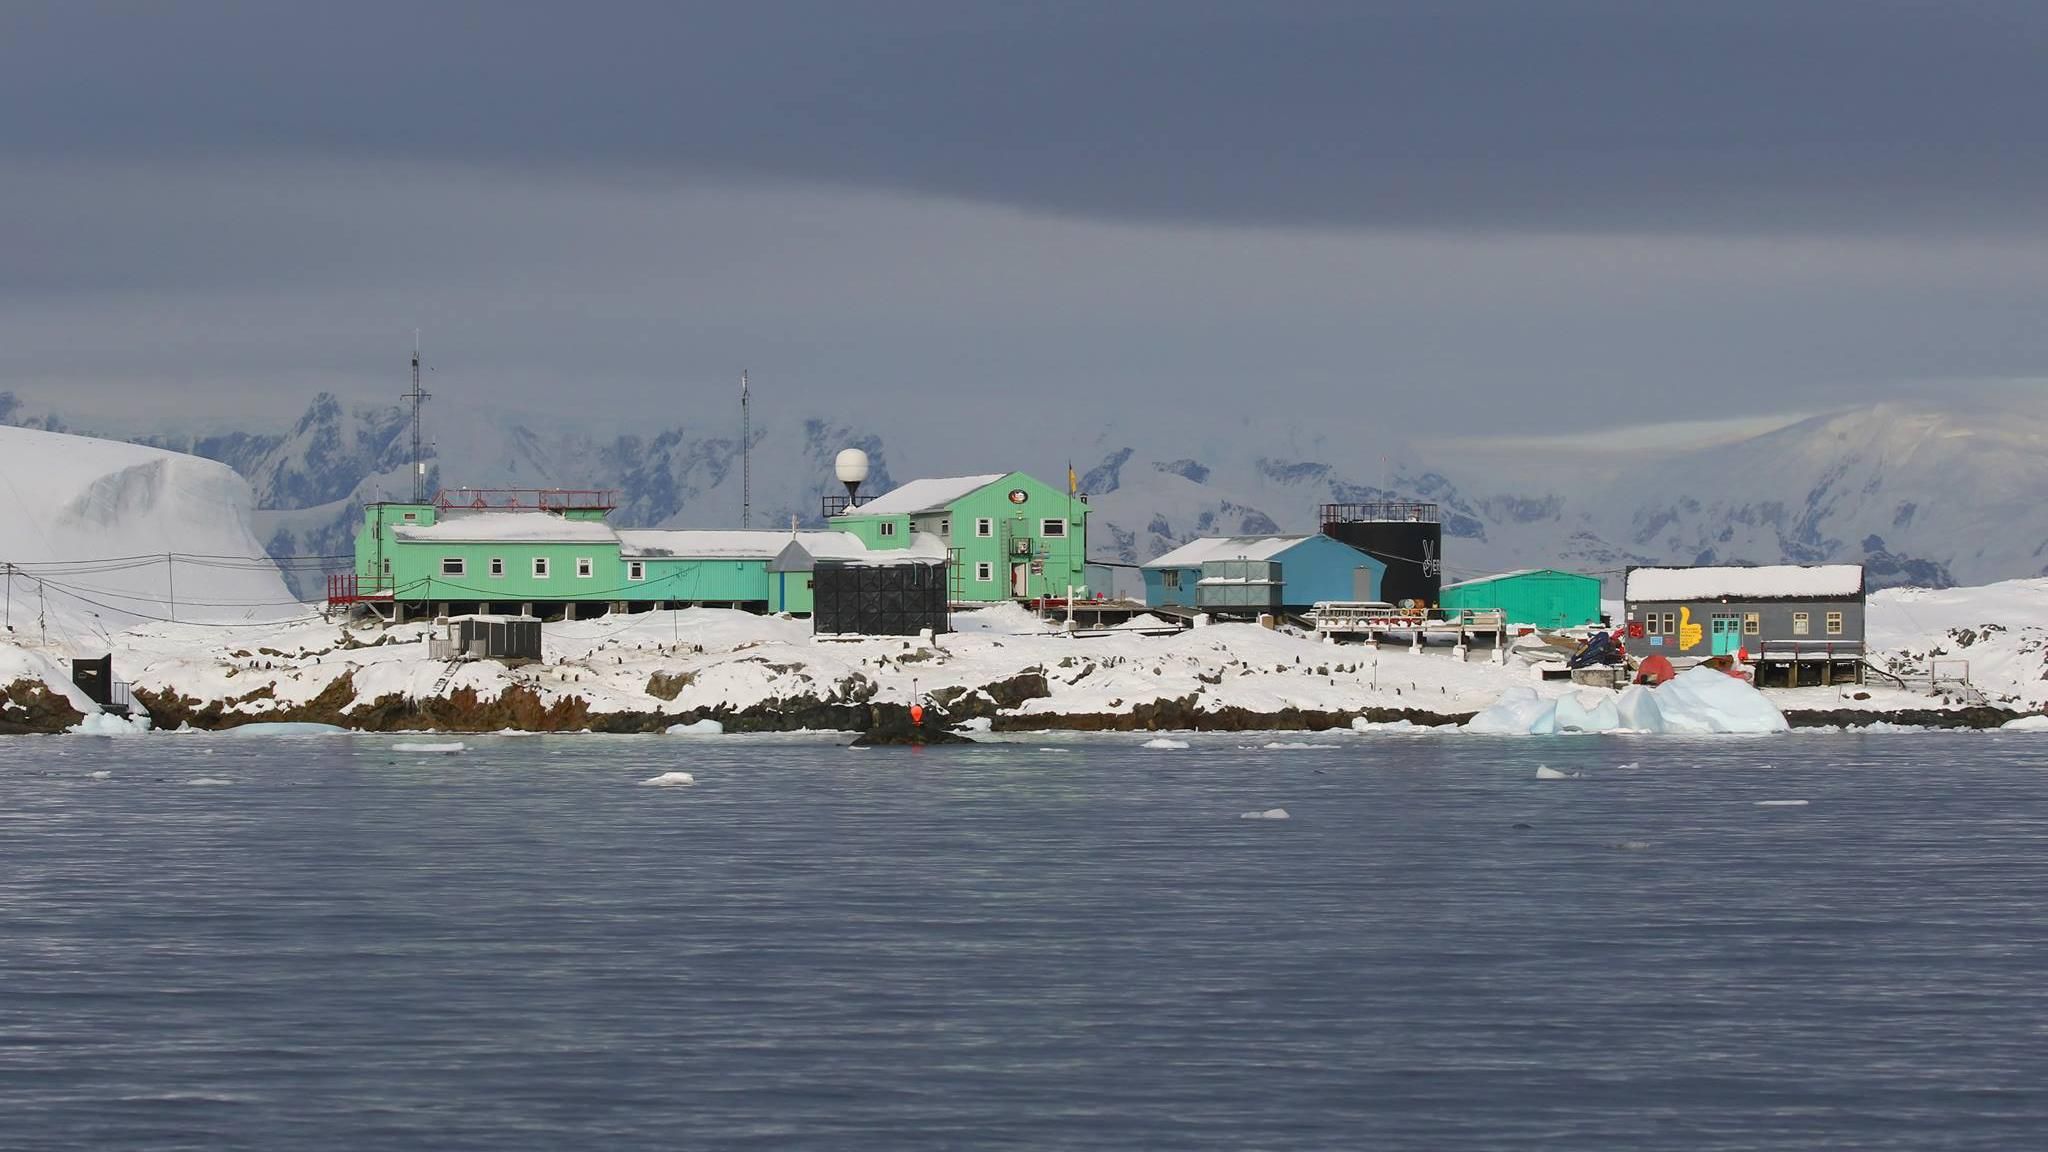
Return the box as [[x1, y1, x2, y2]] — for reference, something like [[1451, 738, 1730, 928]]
[[1439, 568, 1603, 629], [334, 484, 991, 621], [827, 471, 1090, 602]]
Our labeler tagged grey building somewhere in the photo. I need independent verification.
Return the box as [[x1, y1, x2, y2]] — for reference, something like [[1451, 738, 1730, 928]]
[[1623, 564, 1865, 687]]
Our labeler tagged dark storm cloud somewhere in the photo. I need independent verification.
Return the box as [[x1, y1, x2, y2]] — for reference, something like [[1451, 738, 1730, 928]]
[[6, 0, 2047, 234]]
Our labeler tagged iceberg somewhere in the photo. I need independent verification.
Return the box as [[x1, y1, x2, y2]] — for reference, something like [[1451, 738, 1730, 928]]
[[664, 719, 725, 735], [1239, 808, 1291, 820], [1142, 737, 1191, 750], [1467, 667, 1789, 736], [639, 771, 696, 787]]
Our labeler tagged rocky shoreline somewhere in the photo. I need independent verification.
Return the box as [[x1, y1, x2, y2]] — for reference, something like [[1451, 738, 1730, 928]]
[[8, 675, 2031, 735]]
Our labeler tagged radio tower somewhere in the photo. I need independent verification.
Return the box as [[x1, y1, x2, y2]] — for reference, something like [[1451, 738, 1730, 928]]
[[749, 366, 757, 528], [405, 331, 432, 503]]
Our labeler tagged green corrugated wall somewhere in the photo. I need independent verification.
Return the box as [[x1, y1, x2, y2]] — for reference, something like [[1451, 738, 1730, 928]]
[[1440, 569, 1602, 629]]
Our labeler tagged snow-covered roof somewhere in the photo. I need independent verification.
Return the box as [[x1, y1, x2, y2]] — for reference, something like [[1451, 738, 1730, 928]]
[[620, 529, 870, 561], [1626, 564, 1865, 602], [393, 512, 619, 544], [1144, 535, 1316, 569], [837, 474, 1007, 516], [1442, 568, 1590, 591], [617, 529, 948, 564]]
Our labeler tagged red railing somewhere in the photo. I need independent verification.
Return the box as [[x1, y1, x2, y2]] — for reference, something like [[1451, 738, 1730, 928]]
[[432, 487, 618, 512], [326, 573, 393, 604]]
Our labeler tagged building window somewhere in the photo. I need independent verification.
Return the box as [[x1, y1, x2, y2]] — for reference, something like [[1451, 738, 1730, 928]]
[[628, 560, 645, 581], [1743, 612, 1760, 635], [489, 557, 505, 578], [576, 557, 594, 578], [533, 557, 550, 579], [939, 518, 951, 536], [1661, 612, 1675, 636], [975, 561, 993, 582], [402, 512, 417, 523], [1162, 569, 1181, 590], [381, 558, 391, 577], [1041, 518, 1066, 538], [1641, 612, 1658, 635], [880, 522, 897, 538], [975, 518, 993, 538], [440, 557, 465, 577], [1793, 612, 1810, 636], [1826, 611, 1843, 636]]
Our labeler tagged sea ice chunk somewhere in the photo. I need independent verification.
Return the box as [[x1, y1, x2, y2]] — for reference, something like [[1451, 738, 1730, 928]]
[[664, 719, 725, 735], [392, 741, 466, 754], [1239, 808, 1291, 820], [1142, 737, 1191, 750], [639, 771, 697, 787]]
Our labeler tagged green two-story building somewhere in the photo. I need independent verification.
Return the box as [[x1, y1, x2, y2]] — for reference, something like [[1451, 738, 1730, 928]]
[[826, 471, 1090, 602]]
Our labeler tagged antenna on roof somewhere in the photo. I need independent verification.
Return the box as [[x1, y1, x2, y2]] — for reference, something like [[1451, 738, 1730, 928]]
[[405, 330, 432, 503], [749, 366, 757, 528]]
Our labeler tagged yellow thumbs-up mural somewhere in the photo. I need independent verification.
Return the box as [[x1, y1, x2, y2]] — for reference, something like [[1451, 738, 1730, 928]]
[[1678, 605, 1703, 651]]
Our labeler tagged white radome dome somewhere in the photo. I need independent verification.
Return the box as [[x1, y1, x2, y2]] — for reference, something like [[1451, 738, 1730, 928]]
[[834, 448, 871, 485]]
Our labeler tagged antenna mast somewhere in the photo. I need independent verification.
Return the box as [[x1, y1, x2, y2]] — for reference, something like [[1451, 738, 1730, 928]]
[[749, 366, 757, 528], [406, 331, 432, 503]]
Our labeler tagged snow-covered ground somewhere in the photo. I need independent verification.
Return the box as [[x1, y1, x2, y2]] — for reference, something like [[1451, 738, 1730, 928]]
[[0, 582, 2035, 734]]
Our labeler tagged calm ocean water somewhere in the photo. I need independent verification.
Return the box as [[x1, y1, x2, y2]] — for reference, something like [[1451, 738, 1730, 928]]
[[2, 731, 2045, 1150]]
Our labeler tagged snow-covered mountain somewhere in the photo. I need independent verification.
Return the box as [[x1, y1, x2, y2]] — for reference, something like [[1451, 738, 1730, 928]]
[[5, 389, 2043, 598]]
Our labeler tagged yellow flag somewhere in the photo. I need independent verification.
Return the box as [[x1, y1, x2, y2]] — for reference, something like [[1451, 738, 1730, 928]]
[[1068, 463, 1078, 495]]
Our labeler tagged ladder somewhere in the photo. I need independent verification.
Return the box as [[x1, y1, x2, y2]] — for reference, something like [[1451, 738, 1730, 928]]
[[430, 659, 461, 698]]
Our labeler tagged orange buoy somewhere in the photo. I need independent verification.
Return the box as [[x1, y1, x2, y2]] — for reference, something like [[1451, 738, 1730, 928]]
[[909, 704, 925, 727]]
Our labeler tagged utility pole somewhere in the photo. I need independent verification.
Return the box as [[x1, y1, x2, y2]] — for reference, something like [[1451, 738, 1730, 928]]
[[749, 366, 757, 528], [405, 331, 432, 503], [3, 562, 10, 630], [166, 554, 176, 623]]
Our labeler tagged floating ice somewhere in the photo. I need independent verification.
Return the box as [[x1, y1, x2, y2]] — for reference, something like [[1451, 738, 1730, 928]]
[[2002, 714, 2048, 731], [1262, 742, 1339, 750], [1352, 718, 1429, 734], [1142, 737, 1191, 750], [1534, 765, 1579, 780], [392, 741, 466, 754], [87, 770, 112, 780], [227, 722, 351, 736], [1612, 840, 1652, 851], [1470, 668, 1789, 736], [664, 719, 725, 735], [639, 771, 697, 787], [184, 777, 234, 786], [1239, 808, 1291, 820], [1755, 799, 1809, 807], [69, 713, 153, 736]]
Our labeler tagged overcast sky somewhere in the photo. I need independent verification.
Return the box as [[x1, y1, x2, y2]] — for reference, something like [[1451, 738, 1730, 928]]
[[4, 0, 2047, 440]]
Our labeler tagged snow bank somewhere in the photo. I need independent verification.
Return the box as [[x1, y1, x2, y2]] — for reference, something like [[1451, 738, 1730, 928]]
[[0, 426, 298, 633], [1468, 668, 1788, 736], [2002, 715, 2048, 731], [664, 719, 725, 735], [955, 717, 993, 732], [639, 771, 696, 787]]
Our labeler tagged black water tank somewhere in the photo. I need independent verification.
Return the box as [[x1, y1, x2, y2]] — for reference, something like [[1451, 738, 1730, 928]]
[[1319, 502, 1443, 608], [813, 561, 951, 636]]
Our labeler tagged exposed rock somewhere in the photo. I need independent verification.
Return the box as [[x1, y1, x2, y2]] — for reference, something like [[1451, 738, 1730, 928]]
[[1784, 706, 2022, 730], [0, 678, 86, 735], [645, 670, 694, 701]]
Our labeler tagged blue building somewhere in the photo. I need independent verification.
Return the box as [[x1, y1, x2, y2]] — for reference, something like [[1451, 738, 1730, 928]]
[[1142, 535, 1387, 613]]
